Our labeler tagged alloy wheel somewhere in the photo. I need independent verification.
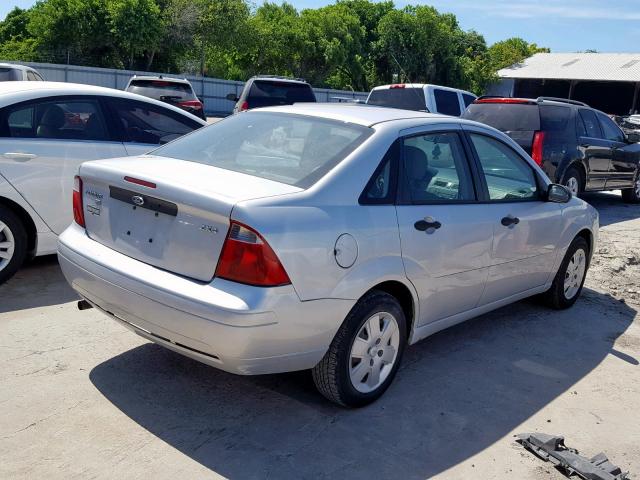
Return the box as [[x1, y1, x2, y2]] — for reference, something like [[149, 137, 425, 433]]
[[0, 220, 15, 272], [564, 248, 586, 300], [349, 312, 400, 394], [565, 177, 580, 196], [635, 176, 640, 198]]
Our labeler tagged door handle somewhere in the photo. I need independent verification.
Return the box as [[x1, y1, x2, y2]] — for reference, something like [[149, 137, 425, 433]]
[[501, 216, 520, 227], [4, 152, 37, 161], [414, 217, 442, 232]]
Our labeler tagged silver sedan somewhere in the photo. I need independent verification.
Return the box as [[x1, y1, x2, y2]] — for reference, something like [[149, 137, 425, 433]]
[[58, 104, 598, 406]]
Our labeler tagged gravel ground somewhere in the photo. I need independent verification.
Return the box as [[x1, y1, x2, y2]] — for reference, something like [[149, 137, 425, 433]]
[[0, 191, 638, 480]]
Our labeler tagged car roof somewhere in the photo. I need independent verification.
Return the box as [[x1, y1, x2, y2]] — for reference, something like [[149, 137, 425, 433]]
[[371, 84, 476, 96], [0, 63, 31, 71], [128, 75, 190, 84], [257, 103, 457, 127], [250, 76, 309, 85], [0, 81, 206, 124]]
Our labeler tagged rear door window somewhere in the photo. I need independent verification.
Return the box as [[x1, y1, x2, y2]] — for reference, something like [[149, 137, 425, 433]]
[[367, 88, 426, 111], [433, 89, 461, 116], [462, 93, 476, 108], [2, 98, 109, 141], [578, 109, 602, 139], [597, 112, 625, 143], [247, 81, 316, 108], [109, 99, 202, 145], [463, 103, 540, 132]]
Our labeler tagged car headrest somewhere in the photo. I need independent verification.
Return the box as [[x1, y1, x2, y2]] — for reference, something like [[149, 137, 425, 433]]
[[39, 105, 65, 128]]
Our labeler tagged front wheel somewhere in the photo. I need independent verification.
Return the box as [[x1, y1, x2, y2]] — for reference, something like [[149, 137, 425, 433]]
[[312, 290, 406, 407], [540, 236, 589, 309], [621, 173, 640, 204]]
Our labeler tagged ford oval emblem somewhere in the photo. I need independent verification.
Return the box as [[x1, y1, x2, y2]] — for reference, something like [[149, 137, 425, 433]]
[[132, 195, 144, 206]]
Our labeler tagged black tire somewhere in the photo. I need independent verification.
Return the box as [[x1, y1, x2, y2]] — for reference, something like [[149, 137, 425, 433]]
[[0, 205, 28, 285], [540, 236, 589, 310], [312, 290, 407, 407], [621, 171, 640, 204], [562, 166, 584, 197]]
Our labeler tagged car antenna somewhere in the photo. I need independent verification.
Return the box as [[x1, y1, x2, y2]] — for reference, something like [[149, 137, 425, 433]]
[[389, 51, 426, 111]]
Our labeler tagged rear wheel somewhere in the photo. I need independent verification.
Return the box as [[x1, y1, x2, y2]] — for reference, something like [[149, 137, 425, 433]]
[[563, 166, 583, 197], [541, 236, 589, 309], [312, 290, 406, 407], [0, 205, 27, 285], [621, 172, 640, 204]]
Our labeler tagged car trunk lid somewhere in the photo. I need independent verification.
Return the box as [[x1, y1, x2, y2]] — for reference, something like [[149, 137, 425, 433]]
[[79, 155, 301, 282]]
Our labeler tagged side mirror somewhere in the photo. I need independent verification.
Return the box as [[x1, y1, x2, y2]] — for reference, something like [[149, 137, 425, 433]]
[[546, 184, 571, 203], [626, 132, 640, 143], [226, 93, 239, 102]]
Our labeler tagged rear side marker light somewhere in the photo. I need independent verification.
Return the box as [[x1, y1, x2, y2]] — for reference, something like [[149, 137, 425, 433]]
[[240, 101, 249, 111], [215, 222, 290, 287], [124, 176, 156, 189], [531, 131, 546, 167], [73, 175, 85, 227]]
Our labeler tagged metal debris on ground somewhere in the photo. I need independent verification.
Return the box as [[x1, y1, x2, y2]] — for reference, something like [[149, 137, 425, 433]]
[[516, 433, 630, 480]]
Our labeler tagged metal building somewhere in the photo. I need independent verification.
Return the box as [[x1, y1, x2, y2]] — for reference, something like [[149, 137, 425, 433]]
[[489, 52, 640, 115]]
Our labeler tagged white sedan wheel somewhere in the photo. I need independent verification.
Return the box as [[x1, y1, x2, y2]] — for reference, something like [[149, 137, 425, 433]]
[[349, 312, 400, 394], [0, 220, 16, 272]]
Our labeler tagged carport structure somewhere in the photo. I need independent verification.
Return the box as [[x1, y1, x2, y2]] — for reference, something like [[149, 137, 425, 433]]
[[492, 52, 640, 115]]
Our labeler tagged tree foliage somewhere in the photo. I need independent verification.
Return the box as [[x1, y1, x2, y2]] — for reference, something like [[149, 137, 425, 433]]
[[0, 0, 549, 94]]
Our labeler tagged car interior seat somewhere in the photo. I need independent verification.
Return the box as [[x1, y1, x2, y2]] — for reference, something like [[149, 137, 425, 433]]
[[36, 105, 66, 138], [404, 145, 439, 200]]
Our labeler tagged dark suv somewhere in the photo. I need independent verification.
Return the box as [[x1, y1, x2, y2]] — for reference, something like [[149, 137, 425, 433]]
[[125, 76, 206, 120], [226, 76, 316, 113], [463, 97, 640, 203]]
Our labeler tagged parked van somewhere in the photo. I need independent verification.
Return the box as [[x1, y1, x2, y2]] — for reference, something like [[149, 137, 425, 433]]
[[366, 83, 476, 116]]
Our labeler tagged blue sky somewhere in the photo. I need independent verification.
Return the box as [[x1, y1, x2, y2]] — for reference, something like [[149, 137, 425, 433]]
[[1, 0, 638, 53]]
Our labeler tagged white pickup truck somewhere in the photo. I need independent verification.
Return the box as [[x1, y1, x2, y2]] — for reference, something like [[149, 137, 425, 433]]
[[366, 83, 476, 116]]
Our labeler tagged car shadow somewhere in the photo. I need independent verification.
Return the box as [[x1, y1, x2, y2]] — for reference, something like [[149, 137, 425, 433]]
[[0, 255, 78, 313], [582, 191, 640, 227], [89, 288, 637, 479]]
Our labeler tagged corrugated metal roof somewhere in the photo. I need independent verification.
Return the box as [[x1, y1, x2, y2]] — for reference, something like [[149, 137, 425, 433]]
[[498, 53, 640, 82]]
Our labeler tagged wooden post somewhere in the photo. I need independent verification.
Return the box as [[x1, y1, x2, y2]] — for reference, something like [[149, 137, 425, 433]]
[[631, 82, 640, 114]]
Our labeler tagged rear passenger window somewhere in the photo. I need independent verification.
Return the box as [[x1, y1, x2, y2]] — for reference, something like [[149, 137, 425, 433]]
[[111, 100, 201, 145], [597, 112, 625, 142], [402, 132, 474, 203], [462, 93, 476, 108], [3, 99, 108, 141], [470, 134, 538, 201], [578, 109, 602, 138], [433, 89, 461, 116]]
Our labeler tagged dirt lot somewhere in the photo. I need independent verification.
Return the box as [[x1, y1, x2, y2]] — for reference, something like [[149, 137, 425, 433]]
[[1, 192, 639, 480]]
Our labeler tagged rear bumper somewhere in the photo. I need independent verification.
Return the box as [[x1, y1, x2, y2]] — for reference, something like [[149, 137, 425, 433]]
[[57, 224, 353, 375]]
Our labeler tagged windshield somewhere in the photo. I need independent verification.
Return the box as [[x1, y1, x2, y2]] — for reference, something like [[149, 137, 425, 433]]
[[154, 112, 372, 188], [463, 103, 540, 131], [367, 88, 427, 111], [247, 81, 316, 108]]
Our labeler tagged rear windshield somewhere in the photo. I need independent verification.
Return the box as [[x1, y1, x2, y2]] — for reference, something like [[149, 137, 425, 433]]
[[367, 88, 426, 111], [0, 68, 20, 81], [154, 112, 372, 188], [247, 81, 316, 108], [463, 103, 540, 131], [128, 80, 193, 96]]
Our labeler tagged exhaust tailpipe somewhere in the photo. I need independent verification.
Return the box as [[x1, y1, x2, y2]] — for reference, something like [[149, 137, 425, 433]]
[[77, 299, 93, 311]]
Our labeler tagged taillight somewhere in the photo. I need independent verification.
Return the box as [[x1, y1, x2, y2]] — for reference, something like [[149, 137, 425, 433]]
[[531, 131, 546, 167], [215, 222, 290, 287], [240, 101, 249, 111], [390, 84, 406, 89], [179, 100, 203, 110], [73, 175, 85, 227]]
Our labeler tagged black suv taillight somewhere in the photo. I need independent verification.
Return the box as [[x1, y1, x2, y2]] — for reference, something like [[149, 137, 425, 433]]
[[531, 131, 546, 167]]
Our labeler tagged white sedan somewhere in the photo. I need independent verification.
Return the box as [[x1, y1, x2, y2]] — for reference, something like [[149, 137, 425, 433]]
[[0, 81, 206, 284], [58, 105, 598, 406]]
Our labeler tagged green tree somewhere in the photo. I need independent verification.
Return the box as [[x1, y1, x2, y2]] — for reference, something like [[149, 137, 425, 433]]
[[107, 0, 163, 69]]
